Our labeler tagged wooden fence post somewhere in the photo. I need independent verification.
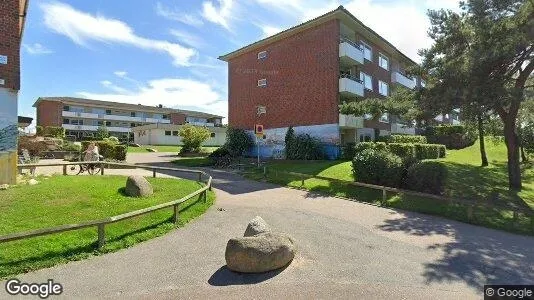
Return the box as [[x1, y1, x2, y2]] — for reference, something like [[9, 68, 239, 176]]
[[203, 190, 207, 203], [63, 165, 67, 176], [97, 224, 105, 250], [512, 211, 519, 229], [198, 173, 202, 182], [153, 170, 156, 178], [467, 205, 474, 222], [301, 175, 305, 187], [382, 189, 387, 205], [101, 164, 104, 175], [172, 204, 179, 225]]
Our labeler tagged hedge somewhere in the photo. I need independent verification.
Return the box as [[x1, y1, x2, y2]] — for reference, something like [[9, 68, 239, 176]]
[[425, 125, 477, 149], [386, 134, 427, 144], [415, 144, 447, 159], [36, 126, 65, 138], [354, 142, 388, 154], [388, 143, 417, 158], [81, 141, 127, 161], [405, 161, 448, 195], [352, 149, 403, 188]]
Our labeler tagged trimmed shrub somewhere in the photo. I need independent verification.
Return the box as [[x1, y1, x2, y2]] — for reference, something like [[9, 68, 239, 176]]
[[388, 143, 416, 158], [226, 127, 254, 157], [342, 142, 356, 160], [415, 144, 446, 159], [61, 141, 81, 152], [286, 133, 323, 160], [405, 161, 448, 195], [104, 136, 120, 144], [81, 141, 126, 161], [36, 126, 65, 138], [425, 125, 477, 149], [354, 142, 388, 154], [352, 149, 403, 188], [387, 134, 427, 144]]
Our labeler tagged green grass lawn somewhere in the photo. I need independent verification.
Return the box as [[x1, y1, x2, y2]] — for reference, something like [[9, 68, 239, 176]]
[[0, 175, 214, 278], [246, 139, 534, 235], [127, 145, 219, 153]]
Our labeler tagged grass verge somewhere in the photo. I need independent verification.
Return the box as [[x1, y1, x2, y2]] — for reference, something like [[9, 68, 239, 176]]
[[0, 175, 214, 278]]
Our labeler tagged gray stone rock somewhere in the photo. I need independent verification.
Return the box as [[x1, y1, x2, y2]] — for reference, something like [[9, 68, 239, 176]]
[[125, 175, 153, 197], [244, 216, 271, 237], [146, 148, 158, 152], [0, 184, 9, 190], [225, 232, 296, 273]]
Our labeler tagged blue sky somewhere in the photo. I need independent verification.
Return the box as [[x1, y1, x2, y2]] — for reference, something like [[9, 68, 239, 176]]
[[19, 0, 460, 128]]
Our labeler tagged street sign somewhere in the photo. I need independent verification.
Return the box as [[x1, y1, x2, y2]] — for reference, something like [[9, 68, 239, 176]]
[[255, 124, 264, 137]]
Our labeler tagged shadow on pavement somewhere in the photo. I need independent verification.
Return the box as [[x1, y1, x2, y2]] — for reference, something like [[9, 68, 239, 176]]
[[376, 214, 534, 289], [208, 265, 285, 286]]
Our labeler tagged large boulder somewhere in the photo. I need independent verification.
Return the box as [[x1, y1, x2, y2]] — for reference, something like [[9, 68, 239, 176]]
[[225, 232, 296, 273], [125, 175, 153, 197], [244, 216, 271, 237]]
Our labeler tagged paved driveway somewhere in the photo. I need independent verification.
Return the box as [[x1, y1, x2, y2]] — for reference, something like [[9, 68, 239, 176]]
[[2, 153, 533, 299]]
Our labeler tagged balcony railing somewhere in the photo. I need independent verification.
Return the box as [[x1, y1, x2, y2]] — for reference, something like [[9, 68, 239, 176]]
[[391, 71, 416, 89], [62, 124, 131, 133], [339, 74, 364, 97], [339, 114, 363, 128], [391, 123, 415, 135], [339, 38, 364, 66]]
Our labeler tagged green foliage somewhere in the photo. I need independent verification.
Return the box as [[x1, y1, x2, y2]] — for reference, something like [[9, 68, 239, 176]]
[[425, 125, 477, 149], [61, 141, 81, 152], [354, 142, 388, 154], [104, 136, 120, 144], [406, 161, 448, 195], [388, 143, 416, 158], [178, 125, 211, 154], [342, 142, 356, 160], [95, 125, 110, 140], [415, 144, 446, 159], [385, 134, 427, 144], [81, 141, 126, 161], [286, 133, 323, 160], [225, 127, 253, 157], [352, 149, 403, 188], [36, 126, 65, 138]]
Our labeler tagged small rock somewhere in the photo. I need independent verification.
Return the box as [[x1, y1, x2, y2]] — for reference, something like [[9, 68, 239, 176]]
[[225, 232, 296, 273], [0, 184, 9, 190], [125, 175, 153, 197], [244, 216, 271, 237], [146, 148, 158, 152], [28, 179, 39, 185]]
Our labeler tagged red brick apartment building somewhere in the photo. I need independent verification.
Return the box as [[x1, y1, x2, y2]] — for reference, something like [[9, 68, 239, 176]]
[[34, 97, 224, 141], [0, 0, 29, 184], [219, 6, 423, 159]]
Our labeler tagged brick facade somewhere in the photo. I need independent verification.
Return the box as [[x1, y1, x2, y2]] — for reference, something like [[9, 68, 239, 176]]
[[0, 0, 21, 91], [228, 20, 340, 130], [36, 100, 63, 127], [170, 112, 186, 125]]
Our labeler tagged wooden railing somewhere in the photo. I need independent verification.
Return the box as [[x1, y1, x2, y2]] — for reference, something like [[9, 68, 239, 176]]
[[267, 169, 534, 229], [1, 162, 212, 249]]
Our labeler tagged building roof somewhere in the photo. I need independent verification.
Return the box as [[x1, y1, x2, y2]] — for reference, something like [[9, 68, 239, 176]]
[[218, 5, 418, 66], [18, 116, 33, 128], [19, 0, 30, 38], [33, 97, 224, 119]]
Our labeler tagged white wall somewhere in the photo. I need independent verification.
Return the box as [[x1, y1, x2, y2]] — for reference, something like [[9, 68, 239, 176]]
[[134, 127, 226, 146]]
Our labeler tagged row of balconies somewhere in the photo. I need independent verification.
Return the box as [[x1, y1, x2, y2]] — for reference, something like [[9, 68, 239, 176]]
[[338, 114, 414, 133], [62, 124, 132, 133], [62, 111, 171, 124]]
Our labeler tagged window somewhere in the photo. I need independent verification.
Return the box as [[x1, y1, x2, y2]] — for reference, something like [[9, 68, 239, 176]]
[[165, 131, 171, 136], [105, 121, 111, 126], [63, 118, 69, 124], [71, 119, 83, 125], [130, 112, 136, 117], [210, 132, 216, 138], [163, 114, 169, 120], [153, 114, 163, 119], [92, 108, 106, 114], [257, 51, 267, 60], [71, 106, 84, 113], [63, 106, 70, 111], [378, 53, 389, 70], [172, 131, 179, 136], [360, 72, 373, 90], [130, 123, 136, 127], [379, 113, 389, 123], [257, 79, 267, 87], [361, 42, 372, 61], [379, 80, 389, 96], [105, 109, 111, 115]]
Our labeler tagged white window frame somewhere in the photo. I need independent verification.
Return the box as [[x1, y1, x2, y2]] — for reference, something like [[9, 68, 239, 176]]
[[378, 53, 389, 70], [257, 51, 267, 60], [257, 78, 267, 87], [360, 72, 373, 91], [379, 80, 389, 96], [361, 41, 372, 61]]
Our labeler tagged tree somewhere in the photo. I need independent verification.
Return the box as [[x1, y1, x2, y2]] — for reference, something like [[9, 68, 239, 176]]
[[225, 127, 253, 156], [421, 0, 533, 190], [178, 125, 211, 154], [96, 125, 109, 140]]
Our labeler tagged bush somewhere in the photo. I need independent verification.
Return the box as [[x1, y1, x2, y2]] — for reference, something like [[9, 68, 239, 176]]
[[425, 125, 477, 149], [96, 126, 110, 140], [81, 141, 126, 161], [388, 143, 416, 158], [352, 149, 403, 188], [104, 136, 120, 144], [342, 142, 356, 160], [286, 133, 323, 160], [226, 127, 253, 157], [405, 161, 448, 194], [178, 125, 211, 154], [415, 144, 446, 159], [61, 141, 81, 152], [208, 146, 231, 158], [386, 134, 427, 144], [36, 126, 65, 138], [354, 142, 388, 154]]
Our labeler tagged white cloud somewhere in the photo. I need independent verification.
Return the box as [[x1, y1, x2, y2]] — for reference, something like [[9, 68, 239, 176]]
[[114, 71, 127, 78], [202, 0, 234, 31], [259, 25, 282, 38], [41, 1, 196, 66], [100, 80, 130, 94], [78, 77, 226, 117], [23, 43, 53, 55], [170, 29, 205, 48], [155, 2, 204, 27]]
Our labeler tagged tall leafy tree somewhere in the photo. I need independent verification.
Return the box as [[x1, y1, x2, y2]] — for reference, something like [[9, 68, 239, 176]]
[[421, 0, 533, 189]]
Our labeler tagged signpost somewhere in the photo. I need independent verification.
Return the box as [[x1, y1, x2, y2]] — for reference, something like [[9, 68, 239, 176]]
[[255, 124, 264, 167]]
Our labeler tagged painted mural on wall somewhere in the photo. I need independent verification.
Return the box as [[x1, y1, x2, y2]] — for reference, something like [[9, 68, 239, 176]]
[[248, 124, 341, 159], [0, 93, 18, 152]]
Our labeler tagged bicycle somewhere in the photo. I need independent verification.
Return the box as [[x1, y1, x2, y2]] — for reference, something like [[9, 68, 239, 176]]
[[65, 155, 104, 175]]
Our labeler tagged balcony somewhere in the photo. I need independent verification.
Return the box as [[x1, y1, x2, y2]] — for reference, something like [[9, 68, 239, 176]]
[[103, 114, 144, 122], [187, 121, 215, 127], [339, 114, 363, 128], [391, 72, 416, 89], [62, 124, 131, 133], [339, 38, 364, 67], [339, 74, 364, 98], [62, 111, 99, 119], [145, 117, 171, 124], [391, 123, 415, 135]]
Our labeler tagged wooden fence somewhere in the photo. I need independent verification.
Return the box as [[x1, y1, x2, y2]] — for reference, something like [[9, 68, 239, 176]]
[[1, 161, 212, 249]]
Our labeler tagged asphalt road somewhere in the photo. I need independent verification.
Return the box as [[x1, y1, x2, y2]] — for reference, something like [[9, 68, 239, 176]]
[[2, 152, 533, 299]]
